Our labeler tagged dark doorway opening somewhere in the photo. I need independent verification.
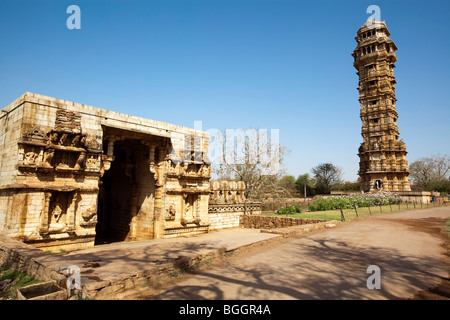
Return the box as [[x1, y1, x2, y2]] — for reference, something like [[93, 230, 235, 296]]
[[95, 139, 145, 244], [375, 180, 382, 190]]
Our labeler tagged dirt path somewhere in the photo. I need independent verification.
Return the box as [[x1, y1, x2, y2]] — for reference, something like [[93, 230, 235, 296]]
[[127, 206, 450, 300]]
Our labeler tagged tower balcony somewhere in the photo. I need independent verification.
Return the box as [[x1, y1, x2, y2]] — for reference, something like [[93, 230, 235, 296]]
[[359, 69, 395, 81], [360, 105, 398, 117], [361, 123, 399, 134], [358, 140, 407, 154], [354, 50, 397, 68]]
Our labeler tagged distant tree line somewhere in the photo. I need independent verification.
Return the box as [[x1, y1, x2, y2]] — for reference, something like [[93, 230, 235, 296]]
[[408, 154, 450, 196], [278, 162, 358, 198]]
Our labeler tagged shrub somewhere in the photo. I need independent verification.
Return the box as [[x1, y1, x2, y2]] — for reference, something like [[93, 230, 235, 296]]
[[308, 192, 403, 212], [276, 205, 303, 215]]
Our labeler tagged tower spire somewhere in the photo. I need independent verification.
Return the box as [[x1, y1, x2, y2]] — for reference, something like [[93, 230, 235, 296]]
[[352, 21, 411, 192]]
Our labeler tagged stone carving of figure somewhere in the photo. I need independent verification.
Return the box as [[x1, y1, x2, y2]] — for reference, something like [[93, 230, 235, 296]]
[[24, 152, 38, 165], [85, 155, 98, 169], [181, 162, 189, 176], [74, 152, 86, 170], [59, 133, 70, 146], [185, 202, 191, 216], [210, 180, 220, 201], [43, 149, 55, 167], [84, 135, 99, 150], [48, 132, 59, 145], [81, 207, 97, 222], [220, 181, 229, 202], [165, 205, 176, 221], [100, 155, 113, 177], [71, 135, 81, 147], [201, 164, 211, 177], [228, 181, 237, 203], [237, 181, 246, 203], [52, 202, 63, 223]]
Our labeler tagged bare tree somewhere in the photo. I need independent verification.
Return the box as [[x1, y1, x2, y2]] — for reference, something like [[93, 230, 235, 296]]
[[409, 154, 450, 189], [432, 154, 450, 179], [210, 128, 289, 199]]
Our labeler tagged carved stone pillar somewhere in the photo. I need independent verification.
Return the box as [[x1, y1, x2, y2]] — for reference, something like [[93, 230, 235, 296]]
[[66, 191, 78, 233], [148, 144, 158, 183], [153, 145, 167, 238], [107, 140, 115, 157], [39, 192, 52, 234], [101, 139, 115, 177]]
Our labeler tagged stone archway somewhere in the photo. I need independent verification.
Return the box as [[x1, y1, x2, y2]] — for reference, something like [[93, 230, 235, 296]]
[[96, 139, 153, 243], [95, 128, 168, 244]]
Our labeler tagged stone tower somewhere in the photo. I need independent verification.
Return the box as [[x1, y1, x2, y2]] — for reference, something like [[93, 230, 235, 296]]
[[352, 21, 411, 192]]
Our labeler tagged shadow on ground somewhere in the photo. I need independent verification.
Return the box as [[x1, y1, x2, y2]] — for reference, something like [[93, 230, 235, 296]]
[[147, 218, 449, 300]]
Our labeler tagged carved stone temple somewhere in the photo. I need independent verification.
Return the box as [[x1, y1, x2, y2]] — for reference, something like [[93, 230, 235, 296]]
[[352, 21, 411, 192], [0, 92, 224, 251]]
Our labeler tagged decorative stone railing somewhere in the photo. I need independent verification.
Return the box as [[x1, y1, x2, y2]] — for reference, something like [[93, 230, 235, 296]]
[[208, 180, 262, 230]]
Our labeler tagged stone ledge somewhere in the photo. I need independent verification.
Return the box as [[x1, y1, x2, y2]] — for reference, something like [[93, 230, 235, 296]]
[[240, 214, 329, 229], [260, 220, 340, 237], [0, 234, 66, 285]]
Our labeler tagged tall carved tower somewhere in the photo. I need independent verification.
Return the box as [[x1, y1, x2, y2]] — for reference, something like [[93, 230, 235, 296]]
[[352, 21, 411, 192]]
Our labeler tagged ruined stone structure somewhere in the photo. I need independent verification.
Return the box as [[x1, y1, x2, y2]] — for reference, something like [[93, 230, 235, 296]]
[[352, 21, 411, 192], [0, 92, 212, 250], [208, 180, 261, 230]]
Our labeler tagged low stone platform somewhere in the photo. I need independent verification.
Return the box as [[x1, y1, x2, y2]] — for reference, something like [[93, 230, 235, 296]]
[[1, 228, 280, 299], [260, 220, 340, 237], [1, 221, 338, 299]]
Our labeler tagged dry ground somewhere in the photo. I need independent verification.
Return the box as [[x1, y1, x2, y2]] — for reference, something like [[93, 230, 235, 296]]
[[123, 207, 450, 300]]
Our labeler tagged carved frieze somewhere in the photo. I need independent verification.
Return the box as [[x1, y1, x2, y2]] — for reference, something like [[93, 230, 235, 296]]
[[18, 126, 101, 173], [80, 206, 97, 227], [165, 205, 176, 221], [166, 158, 211, 179], [209, 180, 246, 204]]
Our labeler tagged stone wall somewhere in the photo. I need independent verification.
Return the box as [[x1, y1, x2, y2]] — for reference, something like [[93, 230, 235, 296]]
[[209, 211, 241, 230], [240, 215, 328, 229], [395, 191, 440, 204], [0, 234, 65, 284], [208, 181, 262, 230], [0, 92, 211, 251]]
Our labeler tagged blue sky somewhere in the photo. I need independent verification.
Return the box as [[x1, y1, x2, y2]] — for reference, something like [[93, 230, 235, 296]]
[[1, 0, 449, 181]]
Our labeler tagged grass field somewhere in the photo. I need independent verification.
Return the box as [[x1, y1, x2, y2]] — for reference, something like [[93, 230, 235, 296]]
[[0, 267, 44, 300], [264, 203, 445, 222]]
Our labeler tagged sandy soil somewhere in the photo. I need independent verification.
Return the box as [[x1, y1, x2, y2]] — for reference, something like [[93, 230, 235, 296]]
[[124, 207, 450, 300]]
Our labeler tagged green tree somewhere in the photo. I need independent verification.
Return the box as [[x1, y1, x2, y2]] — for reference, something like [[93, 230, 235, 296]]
[[276, 175, 297, 197], [295, 173, 315, 198], [312, 163, 343, 194], [279, 175, 296, 189], [331, 180, 361, 191]]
